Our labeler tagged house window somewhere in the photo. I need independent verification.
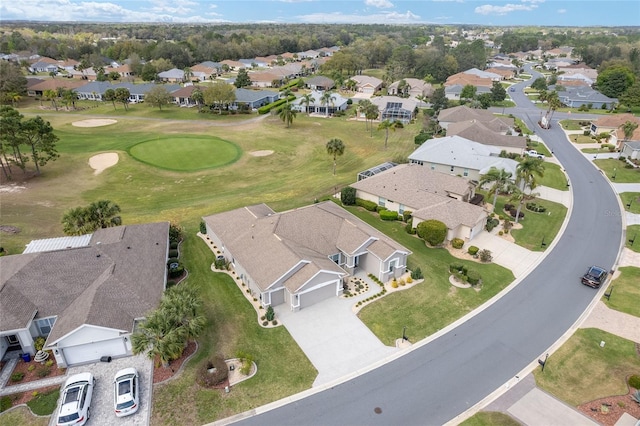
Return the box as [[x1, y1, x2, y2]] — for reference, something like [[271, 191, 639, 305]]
[[399, 204, 405, 214], [378, 197, 386, 207], [463, 168, 469, 177], [388, 259, 398, 273], [36, 317, 56, 336], [330, 253, 342, 264]]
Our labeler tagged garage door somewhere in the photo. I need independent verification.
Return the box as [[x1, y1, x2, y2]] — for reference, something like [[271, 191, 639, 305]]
[[62, 338, 127, 366], [299, 282, 337, 309]]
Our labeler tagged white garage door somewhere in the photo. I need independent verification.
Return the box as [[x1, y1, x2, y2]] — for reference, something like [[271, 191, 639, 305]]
[[299, 283, 337, 309], [62, 338, 127, 366]]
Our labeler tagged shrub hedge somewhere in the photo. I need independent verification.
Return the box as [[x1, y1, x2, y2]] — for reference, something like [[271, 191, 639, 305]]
[[380, 210, 399, 221], [466, 270, 481, 285], [341, 186, 356, 205], [468, 246, 479, 255], [356, 198, 378, 211], [451, 238, 464, 249]]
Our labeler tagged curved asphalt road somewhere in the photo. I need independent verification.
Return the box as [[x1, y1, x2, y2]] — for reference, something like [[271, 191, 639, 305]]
[[232, 66, 624, 425]]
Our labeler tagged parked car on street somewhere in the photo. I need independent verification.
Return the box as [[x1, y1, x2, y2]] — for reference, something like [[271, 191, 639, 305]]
[[57, 373, 95, 426], [114, 367, 139, 417], [581, 265, 608, 288]]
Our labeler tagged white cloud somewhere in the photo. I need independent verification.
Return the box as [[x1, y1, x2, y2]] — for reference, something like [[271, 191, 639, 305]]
[[0, 0, 225, 23], [475, 1, 539, 16], [557, 8, 566, 14], [298, 10, 420, 24], [364, 0, 394, 9]]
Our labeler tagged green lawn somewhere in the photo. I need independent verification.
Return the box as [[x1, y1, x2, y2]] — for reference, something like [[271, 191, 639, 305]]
[[151, 227, 316, 425], [559, 120, 586, 131], [604, 267, 640, 317], [581, 146, 617, 154], [498, 197, 567, 251], [569, 134, 595, 144], [538, 162, 568, 191], [594, 159, 640, 183], [0, 406, 49, 426], [344, 206, 515, 345], [128, 136, 241, 171], [0, 112, 420, 255], [620, 192, 640, 214], [527, 140, 551, 156], [534, 329, 640, 406], [25, 390, 59, 416], [460, 411, 521, 426], [625, 225, 640, 253]]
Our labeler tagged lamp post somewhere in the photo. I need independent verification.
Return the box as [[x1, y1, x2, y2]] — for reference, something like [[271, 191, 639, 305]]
[[630, 233, 637, 247], [612, 168, 617, 180], [402, 326, 407, 341], [541, 235, 547, 247]]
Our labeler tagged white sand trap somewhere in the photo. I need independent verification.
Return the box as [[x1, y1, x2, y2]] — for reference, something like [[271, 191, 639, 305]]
[[72, 119, 117, 128], [249, 150, 274, 157], [89, 153, 119, 175]]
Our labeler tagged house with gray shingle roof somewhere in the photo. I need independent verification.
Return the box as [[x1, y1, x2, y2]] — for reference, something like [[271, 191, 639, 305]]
[[437, 105, 514, 132], [555, 86, 617, 109], [446, 120, 526, 154], [233, 88, 279, 109], [203, 202, 411, 311], [408, 135, 520, 182], [305, 75, 335, 91], [351, 164, 487, 242], [0, 223, 169, 368]]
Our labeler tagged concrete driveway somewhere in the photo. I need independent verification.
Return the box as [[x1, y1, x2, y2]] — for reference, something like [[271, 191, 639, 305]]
[[275, 276, 398, 387], [51, 354, 152, 426]]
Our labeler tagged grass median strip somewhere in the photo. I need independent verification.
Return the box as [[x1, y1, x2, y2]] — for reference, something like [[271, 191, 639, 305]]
[[604, 266, 640, 317]]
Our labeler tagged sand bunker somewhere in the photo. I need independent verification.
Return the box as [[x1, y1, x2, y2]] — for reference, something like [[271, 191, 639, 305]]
[[72, 119, 117, 128], [249, 150, 274, 157], [89, 153, 119, 175]]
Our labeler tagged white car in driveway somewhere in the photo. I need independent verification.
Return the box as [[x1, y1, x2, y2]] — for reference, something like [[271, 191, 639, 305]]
[[114, 367, 139, 417], [57, 372, 95, 426]]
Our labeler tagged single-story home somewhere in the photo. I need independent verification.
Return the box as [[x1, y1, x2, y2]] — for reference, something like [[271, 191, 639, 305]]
[[233, 88, 279, 109], [74, 82, 181, 102], [0, 223, 169, 367], [437, 105, 514, 132], [291, 90, 349, 115], [349, 75, 383, 95], [621, 141, 640, 160], [351, 163, 487, 242], [27, 78, 88, 97], [305, 75, 335, 91], [408, 135, 520, 182], [446, 120, 526, 154], [590, 113, 639, 137], [387, 78, 433, 98], [203, 202, 411, 312], [368, 96, 418, 124], [28, 60, 59, 74], [558, 86, 618, 109]]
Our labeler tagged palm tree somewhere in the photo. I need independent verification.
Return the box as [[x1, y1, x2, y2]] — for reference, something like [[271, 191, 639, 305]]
[[191, 88, 204, 111], [326, 138, 345, 175], [365, 104, 380, 136], [162, 286, 206, 343], [183, 67, 193, 83], [620, 120, 639, 141], [516, 157, 545, 192], [43, 89, 58, 111], [320, 91, 334, 117], [279, 103, 297, 128], [377, 119, 404, 149], [61, 206, 93, 236], [301, 93, 315, 115], [131, 310, 185, 367], [357, 99, 373, 130], [479, 167, 513, 213], [87, 200, 122, 229], [508, 185, 539, 224]]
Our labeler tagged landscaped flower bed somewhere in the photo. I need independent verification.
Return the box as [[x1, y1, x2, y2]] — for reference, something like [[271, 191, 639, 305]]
[[5, 353, 65, 387]]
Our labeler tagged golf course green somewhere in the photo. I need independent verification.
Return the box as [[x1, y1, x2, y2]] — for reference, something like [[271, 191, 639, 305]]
[[128, 135, 241, 171]]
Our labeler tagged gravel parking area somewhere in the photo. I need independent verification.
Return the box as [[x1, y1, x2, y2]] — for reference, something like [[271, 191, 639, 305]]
[[50, 354, 152, 426]]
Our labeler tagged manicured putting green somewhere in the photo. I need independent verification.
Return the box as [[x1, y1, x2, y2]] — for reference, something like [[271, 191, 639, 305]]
[[128, 136, 241, 171]]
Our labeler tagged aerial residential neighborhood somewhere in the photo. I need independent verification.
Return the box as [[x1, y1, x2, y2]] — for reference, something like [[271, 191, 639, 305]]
[[0, 6, 639, 426]]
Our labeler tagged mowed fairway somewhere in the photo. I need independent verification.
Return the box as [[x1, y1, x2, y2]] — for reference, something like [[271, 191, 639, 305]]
[[129, 136, 241, 171], [0, 112, 418, 254]]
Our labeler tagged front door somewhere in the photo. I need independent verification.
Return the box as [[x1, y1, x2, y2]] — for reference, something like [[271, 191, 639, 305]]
[[5, 335, 21, 350]]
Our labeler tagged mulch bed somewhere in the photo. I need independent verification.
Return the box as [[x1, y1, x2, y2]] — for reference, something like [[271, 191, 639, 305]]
[[152, 341, 198, 384], [4, 355, 65, 387], [578, 388, 640, 426]]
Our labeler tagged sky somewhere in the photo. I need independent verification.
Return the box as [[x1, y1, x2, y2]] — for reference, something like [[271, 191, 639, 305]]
[[0, 0, 638, 27]]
